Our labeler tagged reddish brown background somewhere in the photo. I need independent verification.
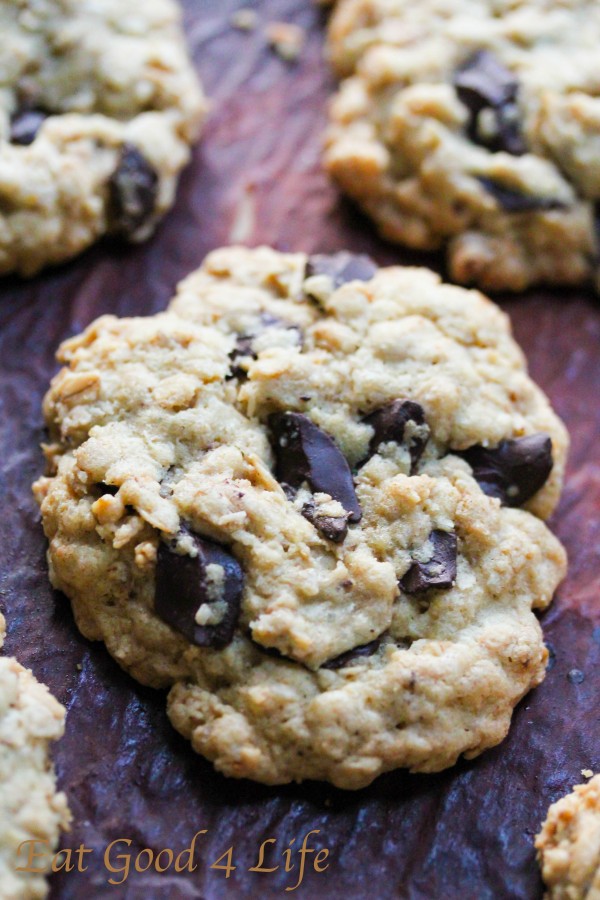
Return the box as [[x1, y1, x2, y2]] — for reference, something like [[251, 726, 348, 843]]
[[1, 1, 599, 897]]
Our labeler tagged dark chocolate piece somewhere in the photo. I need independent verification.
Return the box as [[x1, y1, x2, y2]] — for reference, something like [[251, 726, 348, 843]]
[[269, 411, 362, 522], [400, 530, 457, 595], [301, 499, 349, 543], [9, 109, 47, 146], [253, 641, 287, 662], [457, 433, 553, 507], [227, 334, 256, 379], [454, 51, 526, 155], [455, 51, 517, 111], [96, 482, 119, 496], [108, 144, 158, 239], [322, 638, 381, 670], [305, 252, 377, 291], [361, 399, 429, 472], [491, 102, 527, 156], [228, 319, 302, 380], [477, 178, 565, 213], [155, 527, 243, 649]]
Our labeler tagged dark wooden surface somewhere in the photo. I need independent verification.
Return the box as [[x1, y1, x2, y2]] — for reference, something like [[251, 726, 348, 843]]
[[1, 1, 599, 897]]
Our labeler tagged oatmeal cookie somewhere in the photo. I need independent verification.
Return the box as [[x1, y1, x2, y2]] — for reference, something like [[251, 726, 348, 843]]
[[34, 246, 567, 788], [0, 613, 71, 899], [536, 775, 600, 899], [0, 0, 206, 276], [324, 0, 600, 292]]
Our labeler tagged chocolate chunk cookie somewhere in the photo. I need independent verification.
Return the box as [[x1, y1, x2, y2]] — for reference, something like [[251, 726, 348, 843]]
[[0, 0, 206, 276], [0, 614, 71, 899], [536, 775, 600, 899], [325, 0, 600, 292], [34, 246, 568, 788]]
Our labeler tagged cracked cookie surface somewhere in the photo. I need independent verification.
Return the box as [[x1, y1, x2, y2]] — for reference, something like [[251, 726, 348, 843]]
[[536, 775, 600, 900], [325, 0, 600, 292], [0, 0, 206, 276], [0, 614, 71, 900], [34, 246, 567, 788]]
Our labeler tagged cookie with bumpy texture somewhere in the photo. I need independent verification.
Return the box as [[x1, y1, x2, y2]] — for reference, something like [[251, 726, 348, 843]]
[[536, 775, 600, 899], [325, 0, 600, 292], [0, 613, 71, 900], [0, 0, 206, 276], [34, 246, 568, 788]]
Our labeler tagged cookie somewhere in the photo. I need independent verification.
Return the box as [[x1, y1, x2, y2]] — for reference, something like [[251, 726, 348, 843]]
[[33, 246, 567, 788], [0, 613, 71, 899], [536, 775, 600, 899], [324, 0, 600, 292], [0, 0, 206, 276]]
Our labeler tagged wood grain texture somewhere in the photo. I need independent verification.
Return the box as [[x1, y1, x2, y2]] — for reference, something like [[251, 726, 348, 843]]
[[0, 1, 598, 897]]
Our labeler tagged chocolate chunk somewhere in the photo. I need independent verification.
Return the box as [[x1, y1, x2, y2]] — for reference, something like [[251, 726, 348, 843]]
[[228, 319, 302, 380], [259, 312, 282, 327], [457, 433, 553, 507], [455, 51, 517, 111], [400, 530, 457, 595], [269, 412, 362, 521], [227, 335, 256, 379], [9, 109, 47, 146], [454, 51, 526, 156], [305, 252, 377, 290], [490, 103, 527, 156], [269, 412, 362, 522], [253, 641, 287, 662], [301, 499, 349, 543], [96, 482, 119, 496], [232, 335, 255, 359], [108, 144, 158, 239], [322, 638, 381, 670], [477, 178, 565, 213], [155, 528, 243, 649], [361, 399, 429, 472]]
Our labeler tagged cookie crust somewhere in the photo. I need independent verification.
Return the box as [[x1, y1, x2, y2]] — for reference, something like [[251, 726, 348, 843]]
[[0, 614, 71, 900]]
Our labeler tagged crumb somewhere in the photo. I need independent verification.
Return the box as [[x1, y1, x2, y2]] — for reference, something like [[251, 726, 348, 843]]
[[582, 769, 594, 778], [228, 182, 256, 244], [231, 8, 258, 31], [266, 22, 305, 62], [76, 663, 82, 671]]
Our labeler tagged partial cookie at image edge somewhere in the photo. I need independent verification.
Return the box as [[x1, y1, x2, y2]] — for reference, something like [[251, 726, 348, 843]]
[[0, 612, 71, 900], [0, 0, 207, 277], [324, 0, 600, 293], [536, 775, 600, 900]]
